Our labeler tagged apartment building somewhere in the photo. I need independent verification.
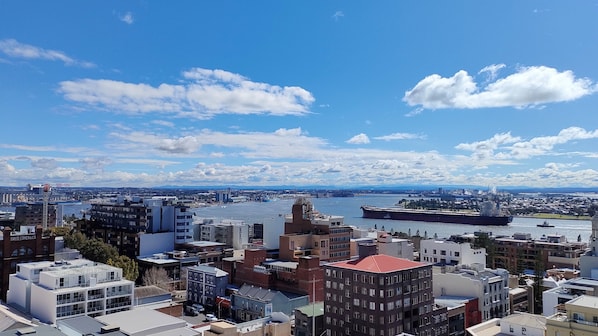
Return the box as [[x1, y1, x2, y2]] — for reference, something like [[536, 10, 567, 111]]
[[187, 264, 229, 308], [280, 198, 351, 262], [542, 277, 598, 316], [492, 232, 586, 273], [433, 264, 510, 322], [6, 259, 134, 324], [420, 239, 486, 266], [81, 196, 194, 258], [200, 219, 250, 250], [14, 202, 57, 229], [0, 225, 55, 302], [324, 253, 447, 336], [546, 295, 598, 336]]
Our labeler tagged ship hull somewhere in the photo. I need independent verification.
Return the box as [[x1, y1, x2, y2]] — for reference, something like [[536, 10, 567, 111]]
[[361, 206, 511, 226]]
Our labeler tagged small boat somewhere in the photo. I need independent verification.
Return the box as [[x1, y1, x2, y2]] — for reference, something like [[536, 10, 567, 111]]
[[537, 221, 555, 228]]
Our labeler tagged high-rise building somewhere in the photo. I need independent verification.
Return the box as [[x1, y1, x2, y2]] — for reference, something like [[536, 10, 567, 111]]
[[324, 254, 447, 336], [14, 202, 57, 229], [80, 196, 193, 257], [280, 198, 351, 262]]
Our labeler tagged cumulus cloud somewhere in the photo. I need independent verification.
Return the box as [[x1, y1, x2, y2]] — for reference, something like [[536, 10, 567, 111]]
[[0, 39, 95, 68], [58, 68, 314, 118], [456, 132, 521, 160], [346, 133, 370, 144], [509, 127, 598, 159], [404, 65, 596, 110], [373, 133, 425, 141], [457, 127, 598, 162]]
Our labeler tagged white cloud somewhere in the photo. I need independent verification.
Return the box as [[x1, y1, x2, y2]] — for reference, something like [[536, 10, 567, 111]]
[[346, 133, 370, 144], [478, 63, 505, 82], [509, 127, 598, 159], [404, 65, 595, 110], [373, 133, 425, 141], [456, 127, 598, 163], [30, 158, 59, 169], [332, 11, 344, 21], [0, 39, 95, 68], [120, 12, 134, 24], [151, 120, 175, 128], [59, 68, 314, 118], [456, 132, 521, 160]]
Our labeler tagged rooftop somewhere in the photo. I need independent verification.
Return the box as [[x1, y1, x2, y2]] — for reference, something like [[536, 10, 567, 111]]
[[328, 254, 426, 273]]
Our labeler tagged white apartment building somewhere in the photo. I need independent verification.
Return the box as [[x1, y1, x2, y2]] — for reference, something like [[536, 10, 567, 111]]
[[377, 232, 414, 260], [144, 197, 194, 245], [433, 264, 510, 322], [542, 277, 598, 316], [7, 259, 134, 324], [200, 219, 249, 250], [579, 215, 598, 278], [421, 239, 486, 266]]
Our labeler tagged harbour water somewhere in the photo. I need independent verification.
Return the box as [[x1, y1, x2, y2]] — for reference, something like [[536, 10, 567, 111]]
[[194, 194, 592, 247], [2, 194, 591, 248]]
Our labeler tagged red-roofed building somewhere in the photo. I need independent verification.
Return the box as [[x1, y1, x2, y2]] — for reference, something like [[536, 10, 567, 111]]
[[324, 254, 448, 336]]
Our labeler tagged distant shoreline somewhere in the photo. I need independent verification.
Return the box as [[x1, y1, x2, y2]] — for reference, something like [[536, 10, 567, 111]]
[[517, 214, 592, 221]]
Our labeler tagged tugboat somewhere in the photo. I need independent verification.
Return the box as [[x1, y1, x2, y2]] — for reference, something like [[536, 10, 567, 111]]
[[537, 220, 555, 228]]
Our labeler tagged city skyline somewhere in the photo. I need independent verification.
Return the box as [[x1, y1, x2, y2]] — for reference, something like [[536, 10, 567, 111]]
[[2, 2, 598, 188]]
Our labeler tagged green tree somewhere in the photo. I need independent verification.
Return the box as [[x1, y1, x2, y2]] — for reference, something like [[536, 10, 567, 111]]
[[64, 231, 88, 250], [51, 226, 71, 237], [79, 239, 119, 264], [107, 255, 139, 282]]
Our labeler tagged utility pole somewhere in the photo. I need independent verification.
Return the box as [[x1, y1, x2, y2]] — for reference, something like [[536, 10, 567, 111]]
[[42, 184, 51, 230]]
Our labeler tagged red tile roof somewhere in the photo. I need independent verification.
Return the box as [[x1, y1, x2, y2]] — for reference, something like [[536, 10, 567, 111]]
[[329, 255, 425, 273]]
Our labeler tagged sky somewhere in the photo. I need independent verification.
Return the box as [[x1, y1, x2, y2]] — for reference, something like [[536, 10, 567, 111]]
[[2, 1, 598, 189]]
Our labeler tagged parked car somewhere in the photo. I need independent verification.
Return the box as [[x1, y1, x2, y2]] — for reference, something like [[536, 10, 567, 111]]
[[192, 304, 205, 313], [205, 313, 218, 322], [185, 306, 198, 316]]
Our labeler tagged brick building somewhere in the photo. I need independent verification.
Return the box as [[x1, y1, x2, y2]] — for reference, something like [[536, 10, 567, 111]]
[[0, 226, 55, 301], [324, 253, 448, 336]]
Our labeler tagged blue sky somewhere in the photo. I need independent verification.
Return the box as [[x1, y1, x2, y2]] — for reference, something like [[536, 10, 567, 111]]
[[2, 1, 598, 188]]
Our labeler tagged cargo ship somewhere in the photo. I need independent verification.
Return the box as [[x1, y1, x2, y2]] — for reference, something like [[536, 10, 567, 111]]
[[361, 202, 512, 226]]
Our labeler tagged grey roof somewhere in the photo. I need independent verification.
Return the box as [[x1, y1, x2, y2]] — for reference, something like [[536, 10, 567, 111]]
[[57, 316, 127, 336], [134, 285, 171, 299], [96, 308, 189, 335], [501, 312, 546, 329], [0, 304, 35, 332], [295, 302, 324, 317], [0, 325, 67, 336], [236, 284, 307, 301], [237, 284, 277, 302]]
